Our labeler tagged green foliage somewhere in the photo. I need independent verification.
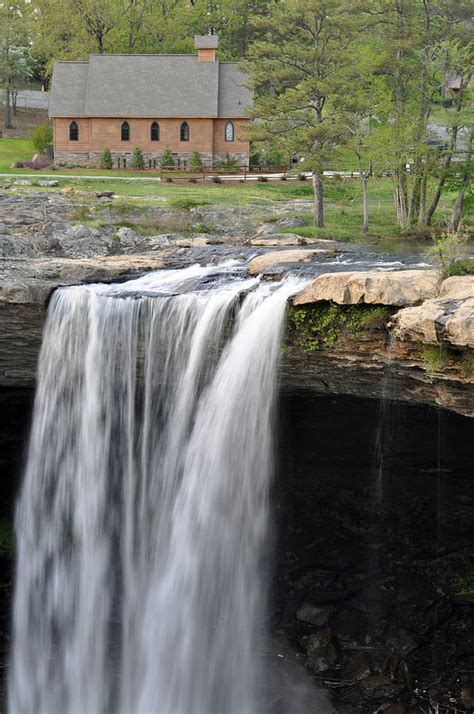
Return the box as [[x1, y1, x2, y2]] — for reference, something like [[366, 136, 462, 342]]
[[189, 150, 203, 170], [287, 303, 392, 352], [428, 228, 472, 278], [170, 197, 211, 209], [99, 148, 113, 170], [31, 124, 53, 154], [420, 345, 449, 375], [131, 147, 145, 170], [257, 175, 268, 182], [160, 147, 174, 168], [212, 175, 222, 183], [218, 153, 239, 170]]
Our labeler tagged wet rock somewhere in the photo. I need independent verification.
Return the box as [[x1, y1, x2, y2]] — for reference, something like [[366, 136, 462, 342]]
[[293, 270, 442, 307], [247, 248, 335, 276], [461, 684, 474, 709], [302, 627, 337, 674], [384, 629, 418, 654], [357, 674, 404, 700], [296, 603, 333, 627], [340, 653, 371, 682]]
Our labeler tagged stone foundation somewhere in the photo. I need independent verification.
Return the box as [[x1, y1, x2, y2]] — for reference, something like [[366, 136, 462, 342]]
[[53, 151, 247, 170]]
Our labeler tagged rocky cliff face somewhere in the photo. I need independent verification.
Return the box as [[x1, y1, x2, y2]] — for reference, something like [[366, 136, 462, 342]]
[[283, 271, 474, 417]]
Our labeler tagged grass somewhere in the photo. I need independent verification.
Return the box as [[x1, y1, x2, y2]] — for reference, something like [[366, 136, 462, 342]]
[[0, 137, 35, 171]]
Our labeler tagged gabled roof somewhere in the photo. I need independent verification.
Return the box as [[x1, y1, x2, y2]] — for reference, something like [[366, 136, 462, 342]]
[[49, 54, 252, 119]]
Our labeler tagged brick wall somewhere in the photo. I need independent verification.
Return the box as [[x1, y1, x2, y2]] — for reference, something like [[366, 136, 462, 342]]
[[53, 117, 250, 166]]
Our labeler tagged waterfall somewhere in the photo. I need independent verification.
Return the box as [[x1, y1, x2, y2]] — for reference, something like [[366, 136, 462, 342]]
[[9, 263, 306, 714]]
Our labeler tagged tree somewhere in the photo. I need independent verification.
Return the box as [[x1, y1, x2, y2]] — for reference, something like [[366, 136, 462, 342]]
[[31, 124, 53, 153], [246, 0, 361, 227], [189, 149, 203, 169], [0, 0, 29, 129], [160, 147, 174, 167], [100, 148, 113, 169], [131, 146, 145, 169]]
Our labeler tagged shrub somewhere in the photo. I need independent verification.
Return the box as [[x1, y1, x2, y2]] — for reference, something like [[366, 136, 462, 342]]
[[166, 177, 173, 183], [280, 175, 287, 181], [189, 150, 203, 170], [218, 153, 239, 170], [428, 227, 472, 278], [161, 147, 174, 168], [31, 124, 53, 154], [212, 175, 222, 183], [131, 147, 145, 170], [189, 177, 197, 183], [257, 175, 268, 182], [100, 149, 113, 170], [298, 172, 307, 181]]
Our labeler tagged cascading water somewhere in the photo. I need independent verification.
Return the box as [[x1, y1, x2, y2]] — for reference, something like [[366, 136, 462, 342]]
[[9, 263, 307, 714]]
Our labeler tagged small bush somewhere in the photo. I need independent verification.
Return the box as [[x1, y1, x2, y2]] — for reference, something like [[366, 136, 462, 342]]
[[189, 177, 197, 183], [218, 153, 239, 171], [189, 150, 203, 170], [100, 149, 113, 170], [131, 147, 145, 170], [166, 177, 173, 183], [257, 175, 268, 183], [212, 175, 222, 183], [298, 172, 307, 181], [31, 124, 53, 154], [429, 227, 472, 278], [161, 147, 174, 168], [280, 175, 287, 181]]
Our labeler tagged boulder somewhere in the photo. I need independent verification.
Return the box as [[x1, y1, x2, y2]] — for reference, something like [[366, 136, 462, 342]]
[[247, 248, 335, 276], [38, 181, 59, 188], [250, 233, 309, 247], [296, 603, 333, 627], [440, 275, 474, 300], [58, 225, 116, 258], [393, 297, 474, 348], [293, 270, 442, 307], [115, 226, 141, 252]]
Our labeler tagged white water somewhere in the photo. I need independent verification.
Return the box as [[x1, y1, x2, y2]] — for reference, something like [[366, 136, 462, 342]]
[[9, 264, 307, 714]]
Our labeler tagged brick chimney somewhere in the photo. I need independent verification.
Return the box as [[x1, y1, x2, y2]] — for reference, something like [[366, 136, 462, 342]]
[[194, 35, 218, 62]]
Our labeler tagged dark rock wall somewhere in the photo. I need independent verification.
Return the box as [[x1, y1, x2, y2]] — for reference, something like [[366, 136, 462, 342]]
[[273, 392, 474, 712]]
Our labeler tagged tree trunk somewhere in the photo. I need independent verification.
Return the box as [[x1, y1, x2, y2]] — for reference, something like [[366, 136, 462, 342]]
[[418, 169, 428, 226], [427, 126, 459, 226], [450, 127, 473, 232], [395, 169, 408, 229], [362, 174, 369, 234], [4, 85, 13, 130], [313, 172, 324, 228]]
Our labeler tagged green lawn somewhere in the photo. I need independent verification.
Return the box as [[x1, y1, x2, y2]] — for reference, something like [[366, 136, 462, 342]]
[[0, 137, 35, 171]]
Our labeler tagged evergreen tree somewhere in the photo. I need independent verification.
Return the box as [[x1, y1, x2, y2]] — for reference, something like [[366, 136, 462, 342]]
[[246, 0, 362, 227], [160, 147, 174, 167], [189, 149, 203, 169], [100, 148, 113, 169], [131, 146, 145, 169]]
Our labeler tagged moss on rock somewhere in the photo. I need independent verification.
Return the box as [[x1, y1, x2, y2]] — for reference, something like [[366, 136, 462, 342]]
[[287, 302, 392, 352]]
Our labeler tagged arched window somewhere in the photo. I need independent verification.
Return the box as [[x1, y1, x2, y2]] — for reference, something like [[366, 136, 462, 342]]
[[180, 121, 189, 142], [225, 121, 234, 142], [121, 121, 130, 141], [151, 121, 160, 141], [69, 121, 79, 141]]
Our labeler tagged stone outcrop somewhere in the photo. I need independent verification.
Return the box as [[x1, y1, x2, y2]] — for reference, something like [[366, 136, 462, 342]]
[[286, 270, 474, 417], [247, 248, 337, 276], [293, 270, 442, 307]]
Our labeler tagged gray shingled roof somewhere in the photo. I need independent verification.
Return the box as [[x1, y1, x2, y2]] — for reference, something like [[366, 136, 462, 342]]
[[49, 54, 252, 118]]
